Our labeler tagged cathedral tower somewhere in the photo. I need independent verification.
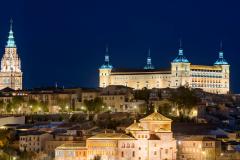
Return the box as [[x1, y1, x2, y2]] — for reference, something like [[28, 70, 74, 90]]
[[0, 20, 22, 90]]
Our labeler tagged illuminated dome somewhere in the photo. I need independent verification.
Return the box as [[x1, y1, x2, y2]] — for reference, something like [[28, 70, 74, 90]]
[[214, 51, 228, 65], [172, 48, 189, 63], [100, 47, 113, 69]]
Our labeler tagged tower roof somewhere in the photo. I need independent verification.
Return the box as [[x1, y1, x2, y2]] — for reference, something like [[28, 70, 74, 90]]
[[214, 42, 228, 65], [140, 109, 172, 122], [144, 48, 155, 69], [6, 19, 16, 48], [172, 48, 189, 63], [173, 40, 189, 63], [100, 45, 113, 69], [126, 120, 145, 131]]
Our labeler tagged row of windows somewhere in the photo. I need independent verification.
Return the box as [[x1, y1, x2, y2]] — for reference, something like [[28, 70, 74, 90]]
[[121, 143, 135, 148], [192, 79, 221, 83], [191, 75, 222, 78], [114, 76, 170, 80], [101, 96, 124, 100], [191, 69, 222, 72], [121, 149, 171, 158], [20, 137, 40, 141], [20, 143, 40, 147], [192, 84, 226, 88]]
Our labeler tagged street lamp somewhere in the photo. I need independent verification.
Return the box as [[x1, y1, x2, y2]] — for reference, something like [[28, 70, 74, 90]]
[[38, 107, 42, 113], [65, 105, 69, 110]]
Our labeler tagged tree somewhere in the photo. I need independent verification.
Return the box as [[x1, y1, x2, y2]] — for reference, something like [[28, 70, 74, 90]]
[[134, 88, 150, 102], [84, 97, 105, 113], [0, 100, 5, 113], [170, 86, 199, 118], [18, 151, 37, 160], [6, 96, 25, 113], [56, 97, 71, 112], [27, 99, 49, 113]]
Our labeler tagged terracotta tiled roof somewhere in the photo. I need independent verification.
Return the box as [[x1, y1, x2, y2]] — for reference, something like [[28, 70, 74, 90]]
[[140, 111, 172, 122], [88, 133, 135, 140]]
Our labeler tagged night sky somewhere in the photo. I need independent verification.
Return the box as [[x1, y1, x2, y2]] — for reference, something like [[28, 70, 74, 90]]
[[0, 0, 239, 92]]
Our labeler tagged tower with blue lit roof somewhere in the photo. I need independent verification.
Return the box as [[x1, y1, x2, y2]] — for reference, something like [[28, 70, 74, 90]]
[[171, 42, 191, 88], [0, 20, 22, 90], [213, 43, 230, 93], [144, 49, 154, 70], [99, 46, 113, 87]]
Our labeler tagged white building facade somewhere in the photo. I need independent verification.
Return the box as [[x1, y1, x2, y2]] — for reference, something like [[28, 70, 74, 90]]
[[99, 47, 230, 94], [55, 110, 177, 160]]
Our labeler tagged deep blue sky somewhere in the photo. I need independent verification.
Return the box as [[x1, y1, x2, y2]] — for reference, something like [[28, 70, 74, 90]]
[[0, 0, 239, 93]]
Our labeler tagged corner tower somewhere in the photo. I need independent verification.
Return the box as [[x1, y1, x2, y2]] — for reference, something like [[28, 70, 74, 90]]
[[99, 46, 113, 88], [144, 48, 154, 69], [214, 43, 230, 94], [0, 20, 22, 90], [171, 41, 191, 88]]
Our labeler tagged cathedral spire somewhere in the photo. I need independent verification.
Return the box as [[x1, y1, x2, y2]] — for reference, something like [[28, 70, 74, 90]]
[[144, 48, 154, 69], [6, 19, 16, 48]]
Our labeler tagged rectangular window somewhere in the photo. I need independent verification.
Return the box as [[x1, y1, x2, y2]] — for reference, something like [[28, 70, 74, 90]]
[[121, 151, 124, 157]]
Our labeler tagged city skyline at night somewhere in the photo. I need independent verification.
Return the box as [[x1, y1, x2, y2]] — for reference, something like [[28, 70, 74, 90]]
[[0, 0, 239, 93]]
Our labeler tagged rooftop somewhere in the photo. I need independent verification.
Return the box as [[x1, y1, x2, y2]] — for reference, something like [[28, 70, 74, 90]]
[[191, 65, 222, 71], [140, 110, 172, 122], [178, 135, 218, 141], [56, 143, 86, 150], [88, 133, 135, 140], [111, 68, 171, 75], [126, 120, 145, 131]]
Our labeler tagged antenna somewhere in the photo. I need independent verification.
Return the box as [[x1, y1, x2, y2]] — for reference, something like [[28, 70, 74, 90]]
[[179, 38, 182, 48], [220, 40, 223, 51], [105, 44, 109, 53]]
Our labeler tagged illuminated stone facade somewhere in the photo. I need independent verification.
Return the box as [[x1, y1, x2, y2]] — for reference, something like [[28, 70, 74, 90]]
[[0, 21, 22, 90], [177, 136, 221, 160], [99, 47, 230, 94], [55, 110, 177, 160]]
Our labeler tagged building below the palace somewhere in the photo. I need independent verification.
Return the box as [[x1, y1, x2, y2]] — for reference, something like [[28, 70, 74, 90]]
[[99, 45, 230, 94], [55, 110, 177, 160], [0, 20, 22, 90]]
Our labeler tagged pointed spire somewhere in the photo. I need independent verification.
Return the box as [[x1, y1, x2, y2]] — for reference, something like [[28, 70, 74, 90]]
[[219, 41, 224, 58], [178, 39, 183, 56], [104, 45, 110, 63], [100, 45, 113, 69], [105, 44, 109, 54], [173, 39, 189, 63], [148, 48, 151, 57], [6, 19, 16, 48], [214, 41, 228, 65], [144, 48, 154, 69]]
